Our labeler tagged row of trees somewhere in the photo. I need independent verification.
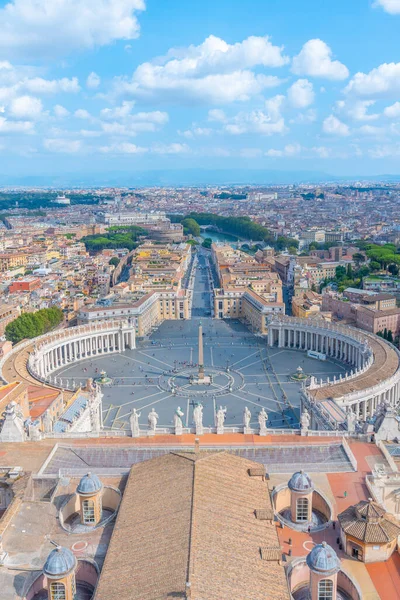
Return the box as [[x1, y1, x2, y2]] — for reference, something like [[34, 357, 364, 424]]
[[5, 307, 64, 344], [171, 212, 299, 251], [82, 226, 146, 253], [377, 329, 394, 343]]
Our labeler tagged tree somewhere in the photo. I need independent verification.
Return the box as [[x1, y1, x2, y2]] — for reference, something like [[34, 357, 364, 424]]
[[202, 237, 212, 249], [369, 261, 381, 272], [387, 330, 394, 343], [384, 327, 388, 340], [288, 246, 298, 255], [388, 263, 399, 276], [346, 264, 353, 278], [353, 252, 365, 266], [335, 266, 347, 280], [5, 307, 63, 344], [109, 257, 120, 267], [181, 218, 201, 237]]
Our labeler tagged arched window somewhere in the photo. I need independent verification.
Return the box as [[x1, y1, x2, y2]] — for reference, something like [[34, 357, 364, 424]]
[[318, 579, 333, 600], [82, 499, 95, 524], [50, 581, 66, 600], [296, 497, 309, 521]]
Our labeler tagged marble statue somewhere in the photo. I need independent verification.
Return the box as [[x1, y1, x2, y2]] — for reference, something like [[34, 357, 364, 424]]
[[300, 409, 310, 435], [243, 406, 251, 431], [346, 407, 357, 434], [193, 402, 204, 435], [258, 408, 268, 435], [148, 408, 159, 432], [42, 411, 54, 434], [216, 406, 227, 433], [174, 406, 184, 435], [130, 408, 141, 437]]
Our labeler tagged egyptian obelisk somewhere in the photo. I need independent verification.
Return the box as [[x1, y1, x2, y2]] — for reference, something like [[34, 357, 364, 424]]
[[198, 321, 205, 380]]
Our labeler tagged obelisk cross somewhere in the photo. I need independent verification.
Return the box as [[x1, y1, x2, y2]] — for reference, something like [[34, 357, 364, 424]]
[[198, 321, 205, 380]]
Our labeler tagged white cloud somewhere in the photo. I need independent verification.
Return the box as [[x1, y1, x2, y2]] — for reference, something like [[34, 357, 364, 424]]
[[100, 109, 168, 136], [322, 114, 350, 136], [335, 99, 379, 121], [265, 143, 301, 157], [208, 109, 226, 122], [180, 127, 212, 138], [292, 39, 349, 80], [357, 124, 386, 136], [74, 109, 91, 119], [375, 0, 400, 14], [100, 142, 147, 154], [287, 79, 314, 108], [0, 115, 34, 133], [290, 109, 317, 124], [54, 104, 69, 118], [44, 138, 82, 153], [100, 101, 135, 120], [368, 143, 400, 158], [345, 63, 400, 97], [224, 95, 287, 135], [115, 34, 287, 103], [384, 101, 400, 118], [0, 0, 146, 58], [86, 72, 101, 89], [9, 94, 42, 118], [23, 77, 80, 94], [152, 142, 190, 154], [312, 146, 330, 158]]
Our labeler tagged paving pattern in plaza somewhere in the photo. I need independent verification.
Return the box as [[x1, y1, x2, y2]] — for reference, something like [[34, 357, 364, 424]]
[[41, 443, 354, 475], [52, 252, 348, 431]]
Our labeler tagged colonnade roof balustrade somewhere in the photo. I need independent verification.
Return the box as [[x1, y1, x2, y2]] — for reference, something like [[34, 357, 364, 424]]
[[268, 316, 400, 405], [0, 320, 134, 394]]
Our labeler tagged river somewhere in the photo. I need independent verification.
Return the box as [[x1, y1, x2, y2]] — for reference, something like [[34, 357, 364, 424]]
[[200, 230, 238, 245]]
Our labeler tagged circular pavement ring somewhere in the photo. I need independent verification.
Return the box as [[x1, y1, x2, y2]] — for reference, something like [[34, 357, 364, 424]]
[[158, 366, 244, 397]]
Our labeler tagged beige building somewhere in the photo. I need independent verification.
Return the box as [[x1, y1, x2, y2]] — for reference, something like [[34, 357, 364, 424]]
[[212, 243, 285, 332], [78, 289, 190, 337]]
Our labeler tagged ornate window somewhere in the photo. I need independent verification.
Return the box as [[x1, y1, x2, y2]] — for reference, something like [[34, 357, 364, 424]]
[[50, 582, 66, 600], [82, 499, 96, 524], [296, 497, 309, 521], [318, 579, 333, 600]]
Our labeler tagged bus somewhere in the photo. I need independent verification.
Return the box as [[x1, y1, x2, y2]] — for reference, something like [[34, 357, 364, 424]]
[[307, 350, 326, 361]]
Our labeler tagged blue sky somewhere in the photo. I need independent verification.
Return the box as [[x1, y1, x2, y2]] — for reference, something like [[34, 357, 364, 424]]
[[1, 0, 400, 180]]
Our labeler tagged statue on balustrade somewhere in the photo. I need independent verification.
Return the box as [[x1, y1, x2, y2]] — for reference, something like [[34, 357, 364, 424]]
[[130, 408, 141, 437], [216, 406, 227, 433], [193, 402, 204, 434], [258, 407, 268, 434], [148, 408, 159, 431], [346, 407, 357, 434], [243, 406, 251, 430], [174, 406, 184, 434], [300, 409, 310, 433]]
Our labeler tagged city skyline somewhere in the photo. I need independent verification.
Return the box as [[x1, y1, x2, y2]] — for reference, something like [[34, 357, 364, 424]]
[[1, 0, 400, 181]]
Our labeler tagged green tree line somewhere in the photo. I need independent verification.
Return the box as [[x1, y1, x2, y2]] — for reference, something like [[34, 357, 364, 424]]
[[5, 307, 64, 344], [82, 226, 146, 253], [173, 212, 298, 250]]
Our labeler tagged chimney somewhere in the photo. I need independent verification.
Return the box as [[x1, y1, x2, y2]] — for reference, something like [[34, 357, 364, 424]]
[[194, 438, 200, 455], [185, 582, 192, 598]]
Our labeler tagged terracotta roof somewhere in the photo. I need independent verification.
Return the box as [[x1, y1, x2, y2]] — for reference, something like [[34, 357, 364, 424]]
[[338, 499, 400, 544], [94, 451, 290, 600]]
